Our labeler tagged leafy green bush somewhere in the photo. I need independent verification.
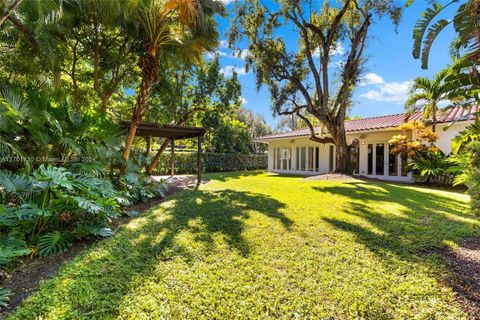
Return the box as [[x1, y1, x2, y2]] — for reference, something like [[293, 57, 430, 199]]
[[152, 152, 267, 175], [452, 142, 480, 215], [0, 164, 168, 271], [37, 232, 72, 257], [410, 151, 457, 185]]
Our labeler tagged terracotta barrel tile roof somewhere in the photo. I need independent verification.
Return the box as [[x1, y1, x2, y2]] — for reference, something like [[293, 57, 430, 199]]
[[258, 106, 477, 141]]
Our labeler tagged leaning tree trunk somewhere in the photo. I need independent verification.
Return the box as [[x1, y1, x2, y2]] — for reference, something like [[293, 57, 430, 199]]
[[120, 53, 159, 176], [146, 138, 171, 175], [431, 104, 437, 132]]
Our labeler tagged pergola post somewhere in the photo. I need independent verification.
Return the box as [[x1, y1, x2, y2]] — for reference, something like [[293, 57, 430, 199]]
[[197, 136, 202, 184], [170, 139, 175, 177], [145, 136, 151, 155]]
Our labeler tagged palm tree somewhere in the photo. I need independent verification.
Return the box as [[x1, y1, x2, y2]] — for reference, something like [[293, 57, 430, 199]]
[[120, 0, 215, 175], [405, 69, 451, 132]]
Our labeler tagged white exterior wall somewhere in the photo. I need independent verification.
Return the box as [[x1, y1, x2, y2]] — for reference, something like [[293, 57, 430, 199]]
[[262, 120, 472, 182], [433, 121, 471, 154], [347, 129, 413, 182], [267, 138, 335, 175]]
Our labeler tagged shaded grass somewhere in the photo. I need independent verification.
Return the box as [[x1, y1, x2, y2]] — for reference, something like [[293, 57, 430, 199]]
[[9, 172, 477, 319]]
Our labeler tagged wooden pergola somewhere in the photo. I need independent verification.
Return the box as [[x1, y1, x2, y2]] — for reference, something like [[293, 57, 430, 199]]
[[120, 121, 206, 183]]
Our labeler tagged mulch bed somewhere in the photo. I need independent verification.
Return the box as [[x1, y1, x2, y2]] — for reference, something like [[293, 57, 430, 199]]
[[0, 176, 204, 317], [441, 238, 480, 320]]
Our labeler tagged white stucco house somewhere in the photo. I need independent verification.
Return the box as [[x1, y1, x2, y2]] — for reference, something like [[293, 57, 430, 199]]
[[256, 106, 476, 182]]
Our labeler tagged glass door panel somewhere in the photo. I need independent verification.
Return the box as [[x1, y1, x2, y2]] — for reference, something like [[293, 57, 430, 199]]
[[375, 144, 385, 175], [388, 144, 398, 176], [300, 147, 306, 171], [308, 147, 314, 171], [296, 147, 300, 171], [367, 144, 373, 175]]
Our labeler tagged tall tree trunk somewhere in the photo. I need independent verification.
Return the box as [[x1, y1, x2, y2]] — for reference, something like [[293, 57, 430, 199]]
[[101, 96, 108, 114], [334, 133, 349, 173], [431, 103, 437, 132], [327, 123, 349, 173], [146, 138, 170, 175], [120, 54, 158, 176]]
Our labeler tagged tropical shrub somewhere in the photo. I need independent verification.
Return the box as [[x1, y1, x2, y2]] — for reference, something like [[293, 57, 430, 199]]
[[151, 152, 267, 175], [410, 150, 456, 185], [389, 120, 456, 184], [0, 163, 168, 271], [450, 141, 480, 215]]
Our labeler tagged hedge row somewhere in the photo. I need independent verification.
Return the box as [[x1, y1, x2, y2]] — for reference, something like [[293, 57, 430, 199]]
[[152, 152, 268, 174]]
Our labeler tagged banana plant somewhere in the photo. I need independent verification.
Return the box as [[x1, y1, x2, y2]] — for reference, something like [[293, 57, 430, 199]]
[[408, 0, 479, 69]]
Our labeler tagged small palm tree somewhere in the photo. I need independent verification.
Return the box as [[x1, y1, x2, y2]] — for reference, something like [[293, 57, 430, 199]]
[[405, 69, 451, 132], [120, 0, 217, 175]]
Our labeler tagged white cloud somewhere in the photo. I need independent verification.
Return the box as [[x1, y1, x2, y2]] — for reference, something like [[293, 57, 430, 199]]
[[231, 49, 250, 60], [331, 42, 345, 55], [313, 42, 345, 57], [218, 0, 234, 4], [360, 73, 385, 86], [220, 39, 229, 48], [220, 65, 249, 77], [360, 81, 412, 102], [240, 97, 248, 105], [204, 50, 229, 59]]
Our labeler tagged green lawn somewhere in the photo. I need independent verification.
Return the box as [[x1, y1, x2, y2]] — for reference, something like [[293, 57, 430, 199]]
[[10, 172, 478, 319]]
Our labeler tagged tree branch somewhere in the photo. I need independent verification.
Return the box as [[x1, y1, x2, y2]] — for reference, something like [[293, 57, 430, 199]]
[[7, 13, 39, 53], [0, 0, 22, 28]]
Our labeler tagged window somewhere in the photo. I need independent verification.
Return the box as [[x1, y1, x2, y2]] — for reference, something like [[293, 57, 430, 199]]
[[329, 145, 334, 172], [280, 148, 290, 160], [275, 148, 281, 170], [401, 155, 409, 176], [308, 147, 314, 171], [280, 148, 291, 170], [273, 148, 276, 170], [376, 143, 385, 175], [296, 147, 300, 171], [300, 147, 306, 171], [367, 144, 373, 175], [388, 144, 398, 176], [315, 147, 319, 171]]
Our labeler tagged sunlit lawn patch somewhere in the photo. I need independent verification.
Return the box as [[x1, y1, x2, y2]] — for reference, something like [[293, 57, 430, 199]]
[[9, 172, 476, 319]]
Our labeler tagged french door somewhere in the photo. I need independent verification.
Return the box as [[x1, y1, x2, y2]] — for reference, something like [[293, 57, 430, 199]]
[[367, 143, 409, 177]]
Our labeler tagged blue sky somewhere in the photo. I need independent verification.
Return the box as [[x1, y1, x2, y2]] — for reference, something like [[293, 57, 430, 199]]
[[212, 0, 458, 128]]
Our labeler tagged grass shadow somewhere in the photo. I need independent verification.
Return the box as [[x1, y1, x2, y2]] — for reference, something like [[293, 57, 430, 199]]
[[314, 181, 477, 261], [10, 188, 291, 319]]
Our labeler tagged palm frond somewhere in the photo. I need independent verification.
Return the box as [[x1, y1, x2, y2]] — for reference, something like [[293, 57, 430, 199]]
[[421, 19, 452, 69], [412, 1, 457, 60]]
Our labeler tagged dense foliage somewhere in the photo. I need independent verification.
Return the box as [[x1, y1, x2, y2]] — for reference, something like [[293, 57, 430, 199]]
[[0, 85, 168, 269], [453, 141, 480, 214], [408, 0, 479, 209]]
